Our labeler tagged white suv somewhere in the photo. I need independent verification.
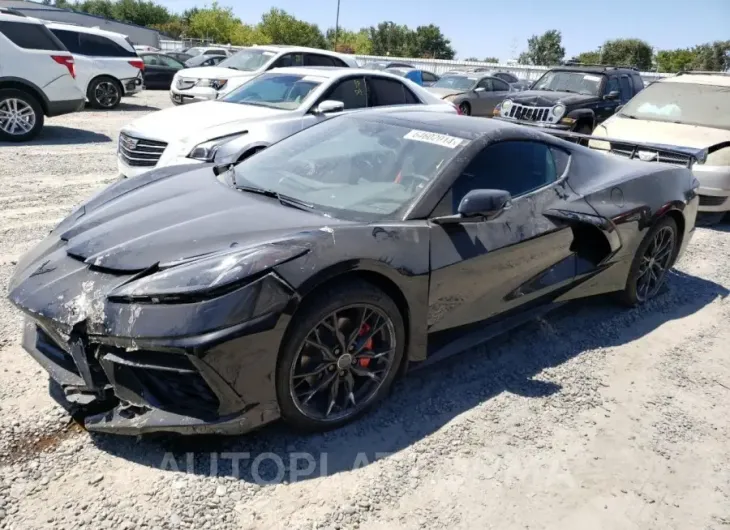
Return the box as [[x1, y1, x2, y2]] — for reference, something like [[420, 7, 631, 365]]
[[45, 22, 144, 109], [170, 45, 358, 105], [0, 9, 85, 141]]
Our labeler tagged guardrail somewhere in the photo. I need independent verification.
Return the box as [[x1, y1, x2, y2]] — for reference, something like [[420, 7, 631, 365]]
[[158, 39, 673, 84]]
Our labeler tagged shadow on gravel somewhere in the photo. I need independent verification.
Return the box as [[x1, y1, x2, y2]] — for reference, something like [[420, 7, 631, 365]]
[[82, 100, 162, 112], [89, 269, 728, 484], [0, 126, 112, 146]]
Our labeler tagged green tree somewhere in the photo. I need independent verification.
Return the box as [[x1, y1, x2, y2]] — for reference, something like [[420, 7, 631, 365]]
[[258, 8, 326, 48], [151, 18, 187, 39], [368, 21, 412, 56], [655, 48, 695, 72], [518, 30, 565, 66], [74, 0, 115, 19], [325, 28, 371, 54], [689, 40, 730, 71], [599, 38, 653, 70], [570, 50, 601, 64], [410, 24, 455, 59], [482, 56, 499, 63], [187, 2, 241, 43]]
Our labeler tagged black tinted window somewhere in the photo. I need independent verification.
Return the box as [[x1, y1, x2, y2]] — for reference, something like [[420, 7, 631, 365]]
[[368, 77, 416, 106], [271, 53, 303, 68], [451, 141, 557, 208], [605, 76, 620, 95], [1, 21, 65, 51], [495, 72, 518, 83], [204, 49, 225, 55], [305, 54, 336, 67], [492, 78, 510, 91], [421, 71, 438, 82], [50, 29, 82, 53], [78, 32, 135, 57], [631, 74, 644, 93], [325, 77, 367, 109], [619, 76, 632, 102]]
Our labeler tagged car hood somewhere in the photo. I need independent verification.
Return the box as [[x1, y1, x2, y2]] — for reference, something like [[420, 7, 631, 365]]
[[594, 115, 730, 149], [11, 166, 349, 279], [426, 87, 467, 99], [507, 90, 597, 106], [123, 101, 290, 144], [177, 66, 256, 80]]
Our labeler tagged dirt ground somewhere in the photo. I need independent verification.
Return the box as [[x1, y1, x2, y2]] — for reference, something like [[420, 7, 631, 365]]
[[0, 90, 729, 530]]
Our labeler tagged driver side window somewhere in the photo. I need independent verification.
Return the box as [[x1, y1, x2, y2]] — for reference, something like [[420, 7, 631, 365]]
[[271, 53, 303, 68], [319, 77, 367, 110], [447, 141, 560, 212], [605, 76, 620, 95], [477, 78, 493, 90]]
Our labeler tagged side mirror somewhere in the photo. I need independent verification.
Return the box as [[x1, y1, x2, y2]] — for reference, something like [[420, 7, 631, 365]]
[[432, 189, 512, 225], [474, 87, 486, 93], [604, 90, 620, 100], [311, 100, 344, 115]]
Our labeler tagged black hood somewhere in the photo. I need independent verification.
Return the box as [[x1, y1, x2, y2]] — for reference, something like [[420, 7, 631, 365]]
[[16, 166, 349, 275], [508, 90, 598, 107]]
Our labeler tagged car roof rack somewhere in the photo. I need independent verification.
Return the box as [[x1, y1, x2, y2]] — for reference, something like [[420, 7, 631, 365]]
[[676, 70, 730, 76], [561, 61, 639, 71], [0, 7, 28, 16]]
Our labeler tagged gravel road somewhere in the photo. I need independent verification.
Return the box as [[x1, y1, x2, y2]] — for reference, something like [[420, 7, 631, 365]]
[[1, 91, 729, 530]]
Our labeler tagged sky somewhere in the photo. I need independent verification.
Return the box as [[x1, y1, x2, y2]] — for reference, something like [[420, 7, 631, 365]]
[[155, 0, 730, 60]]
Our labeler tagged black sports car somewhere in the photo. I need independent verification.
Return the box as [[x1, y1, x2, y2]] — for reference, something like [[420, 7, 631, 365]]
[[8, 109, 702, 436]]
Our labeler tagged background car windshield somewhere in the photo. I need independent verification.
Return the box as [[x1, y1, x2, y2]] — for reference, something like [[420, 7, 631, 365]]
[[432, 76, 476, 90], [184, 47, 203, 57], [620, 82, 730, 130], [232, 116, 467, 221], [221, 73, 323, 110], [386, 68, 408, 77], [532, 71, 603, 95], [218, 49, 276, 71]]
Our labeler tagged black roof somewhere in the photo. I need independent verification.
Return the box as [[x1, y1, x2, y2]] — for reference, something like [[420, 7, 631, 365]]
[[555, 63, 640, 73]]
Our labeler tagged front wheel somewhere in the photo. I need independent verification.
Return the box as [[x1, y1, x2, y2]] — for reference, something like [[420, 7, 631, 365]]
[[88, 77, 122, 109], [0, 89, 44, 142], [276, 280, 405, 432], [459, 102, 471, 116], [620, 216, 678, 306]]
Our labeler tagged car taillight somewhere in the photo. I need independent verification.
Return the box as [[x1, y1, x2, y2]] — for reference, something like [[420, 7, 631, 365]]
[[128, 59, 145, 70], [51, 55, 76, 79]]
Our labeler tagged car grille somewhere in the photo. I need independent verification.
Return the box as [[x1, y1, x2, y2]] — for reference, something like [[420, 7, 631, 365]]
[[699, 195, 727, 207], [607, 145, 692, 167], [176, 77, 196, 90], [118, 133, 167, 168], [504, 103, 552, 123]]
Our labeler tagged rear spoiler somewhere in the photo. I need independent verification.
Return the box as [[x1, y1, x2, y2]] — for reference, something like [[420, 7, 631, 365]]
[[541, 129, 708, 168]]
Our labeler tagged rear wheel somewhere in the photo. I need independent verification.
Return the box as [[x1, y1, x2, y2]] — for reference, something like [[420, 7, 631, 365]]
[[619, 216, 678, 306], [276, 280, 405, 432], [0, 88, 44, 142], [88, 77, 122, 109]]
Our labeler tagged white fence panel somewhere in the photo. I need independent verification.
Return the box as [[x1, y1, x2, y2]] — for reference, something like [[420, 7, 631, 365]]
[[158, 39, 672, 84]]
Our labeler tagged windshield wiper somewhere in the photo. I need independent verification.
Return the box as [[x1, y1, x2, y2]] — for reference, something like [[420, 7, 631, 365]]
[[237, 185, 315, 211]]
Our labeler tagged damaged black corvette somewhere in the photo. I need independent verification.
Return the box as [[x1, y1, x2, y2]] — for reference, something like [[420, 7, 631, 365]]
[[8, 108, 703, 436]]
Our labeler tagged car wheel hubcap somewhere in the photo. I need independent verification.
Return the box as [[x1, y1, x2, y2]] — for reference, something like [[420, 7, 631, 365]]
[[0, 98, 36, 135], [95, 82, 119, 107], [290, 304, 396, 422], [636, 225, 675, 301], [460, 104, 469, 115]]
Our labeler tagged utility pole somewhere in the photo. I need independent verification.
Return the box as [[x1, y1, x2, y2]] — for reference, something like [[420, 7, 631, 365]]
[[333, 0, 341, 51]]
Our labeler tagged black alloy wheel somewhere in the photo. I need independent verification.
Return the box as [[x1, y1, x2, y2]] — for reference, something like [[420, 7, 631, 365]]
[[88, 78, 122, 109], [621, 216, 678, 306], [277, 280, 405, 431]]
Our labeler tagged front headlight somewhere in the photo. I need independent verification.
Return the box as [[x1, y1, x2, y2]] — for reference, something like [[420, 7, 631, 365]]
[[551, 104, 566, 119], [501, 99, 513, 114], [188, 132, 247, 162], [108, 244, 309, 302], [196, 78, 228, 90]]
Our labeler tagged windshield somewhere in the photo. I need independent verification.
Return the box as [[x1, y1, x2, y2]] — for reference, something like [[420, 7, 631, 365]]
[[531, 71, 604, 95], [221, 73, 324, 110], [620, 82, 730, 130], [232, 116, 468, 222], [218, 48, 276, 71], [184, 47, 203, 57], [432, 75, 477, 90]]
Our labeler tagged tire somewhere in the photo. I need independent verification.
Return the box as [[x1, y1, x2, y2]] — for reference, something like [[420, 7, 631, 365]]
[[619, 216, 679, 307], [87, 77, 122, 109], [276, 279, 406, 432], [0, 88, 44, 142], [459, 102, 471, 116]]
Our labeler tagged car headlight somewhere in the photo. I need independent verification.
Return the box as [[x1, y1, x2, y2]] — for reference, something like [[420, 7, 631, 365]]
[[196, 78, 228, 90], [551, 104, 566, 119], [501, 99, 513, 114], [108, 244, 309, 302], [187, 132, 247, 162]]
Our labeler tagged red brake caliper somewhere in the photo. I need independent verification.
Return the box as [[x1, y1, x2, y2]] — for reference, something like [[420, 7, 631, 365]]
[[358, 323, 372, 367]]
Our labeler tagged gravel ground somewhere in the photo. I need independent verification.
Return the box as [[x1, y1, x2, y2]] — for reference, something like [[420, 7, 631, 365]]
[[1, 91, 729, 530]]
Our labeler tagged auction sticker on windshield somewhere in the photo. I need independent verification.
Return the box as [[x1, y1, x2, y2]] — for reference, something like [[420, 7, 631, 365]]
[[404, 130, 468, 149], [583, 75, 602, 82]]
